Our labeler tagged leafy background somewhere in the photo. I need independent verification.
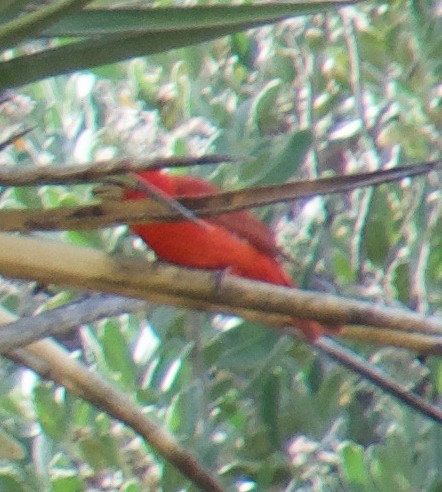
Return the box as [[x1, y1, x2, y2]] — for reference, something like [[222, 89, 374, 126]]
[[0, 0, 441, 490]]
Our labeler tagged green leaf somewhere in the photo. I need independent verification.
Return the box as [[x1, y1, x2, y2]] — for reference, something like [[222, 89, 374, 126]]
[[0, 0, 29, 20], [33, 384, 68, 441], [249, 79, 283, 134], [28, 3, 358, 38], [166, 383, 202, 436], [392, 261, 410, 304], [302, 356, 324, 394], [51, 474, 84, 492], [101, 319, 136, 388], [340, 441, 370, 486], [0, 2, 358, 90], [255, 453, 291, 487], [122, 481, 142, 492], [364, 188, 397, 266], [0, 428, 25, 460], [65, 230, 103, 248], [0, 0, 94, 50], [346, 390, 380, 446], [211, 322, 280, 372], [371, 432, 414, 492], [136, 387, 159, 406], [230, 32, 256, 68], [333, 248, 357, 284], [241, 130, 312, 187], [260, 367, 282, 449], [0, 467, 28, 492], [78, 434, 121, 472]]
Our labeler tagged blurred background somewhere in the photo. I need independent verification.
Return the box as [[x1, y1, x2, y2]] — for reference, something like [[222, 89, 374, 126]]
[[0, 0, 441, 490]]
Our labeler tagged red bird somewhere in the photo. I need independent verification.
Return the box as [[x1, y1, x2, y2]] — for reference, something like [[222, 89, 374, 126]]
[[124, 170, 341, 342]]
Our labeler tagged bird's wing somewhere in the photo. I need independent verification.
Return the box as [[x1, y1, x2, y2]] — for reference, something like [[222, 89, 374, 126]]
[[173, 175, 282, 258]]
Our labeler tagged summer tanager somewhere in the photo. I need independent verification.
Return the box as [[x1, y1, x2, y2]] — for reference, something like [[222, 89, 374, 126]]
[[124, 170, 341, 341]]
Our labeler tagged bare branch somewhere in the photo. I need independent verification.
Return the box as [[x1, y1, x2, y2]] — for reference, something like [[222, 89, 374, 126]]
[[0, 160, 439, 233], [316, 337, 442, 424], [0, 233, 442, 348], [6, 302, 442, 428], [9, 339, 225, 492], [341, 325, 442, 354], [1, 260, 441, 427], [0, 294, 145, 353], [0, 155, 236, 186]]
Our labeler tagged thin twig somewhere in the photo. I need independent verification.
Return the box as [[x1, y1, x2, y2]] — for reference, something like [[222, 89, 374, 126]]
[[316, 337, 442, 424], [0, 127, 34, 151], [132, 175, 212, 229], [0, 155, 237, 186]]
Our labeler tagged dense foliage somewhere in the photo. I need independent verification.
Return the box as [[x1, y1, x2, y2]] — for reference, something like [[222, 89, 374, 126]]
[[0, 0, 441, 490]]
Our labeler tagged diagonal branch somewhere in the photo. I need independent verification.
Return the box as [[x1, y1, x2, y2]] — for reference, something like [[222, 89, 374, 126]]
[[0, 295, 224, 491], [8, 338, 225, 492], [0, 160, 440, 233], [4, 292, 442, 428], [316, 337, 442, 424]]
